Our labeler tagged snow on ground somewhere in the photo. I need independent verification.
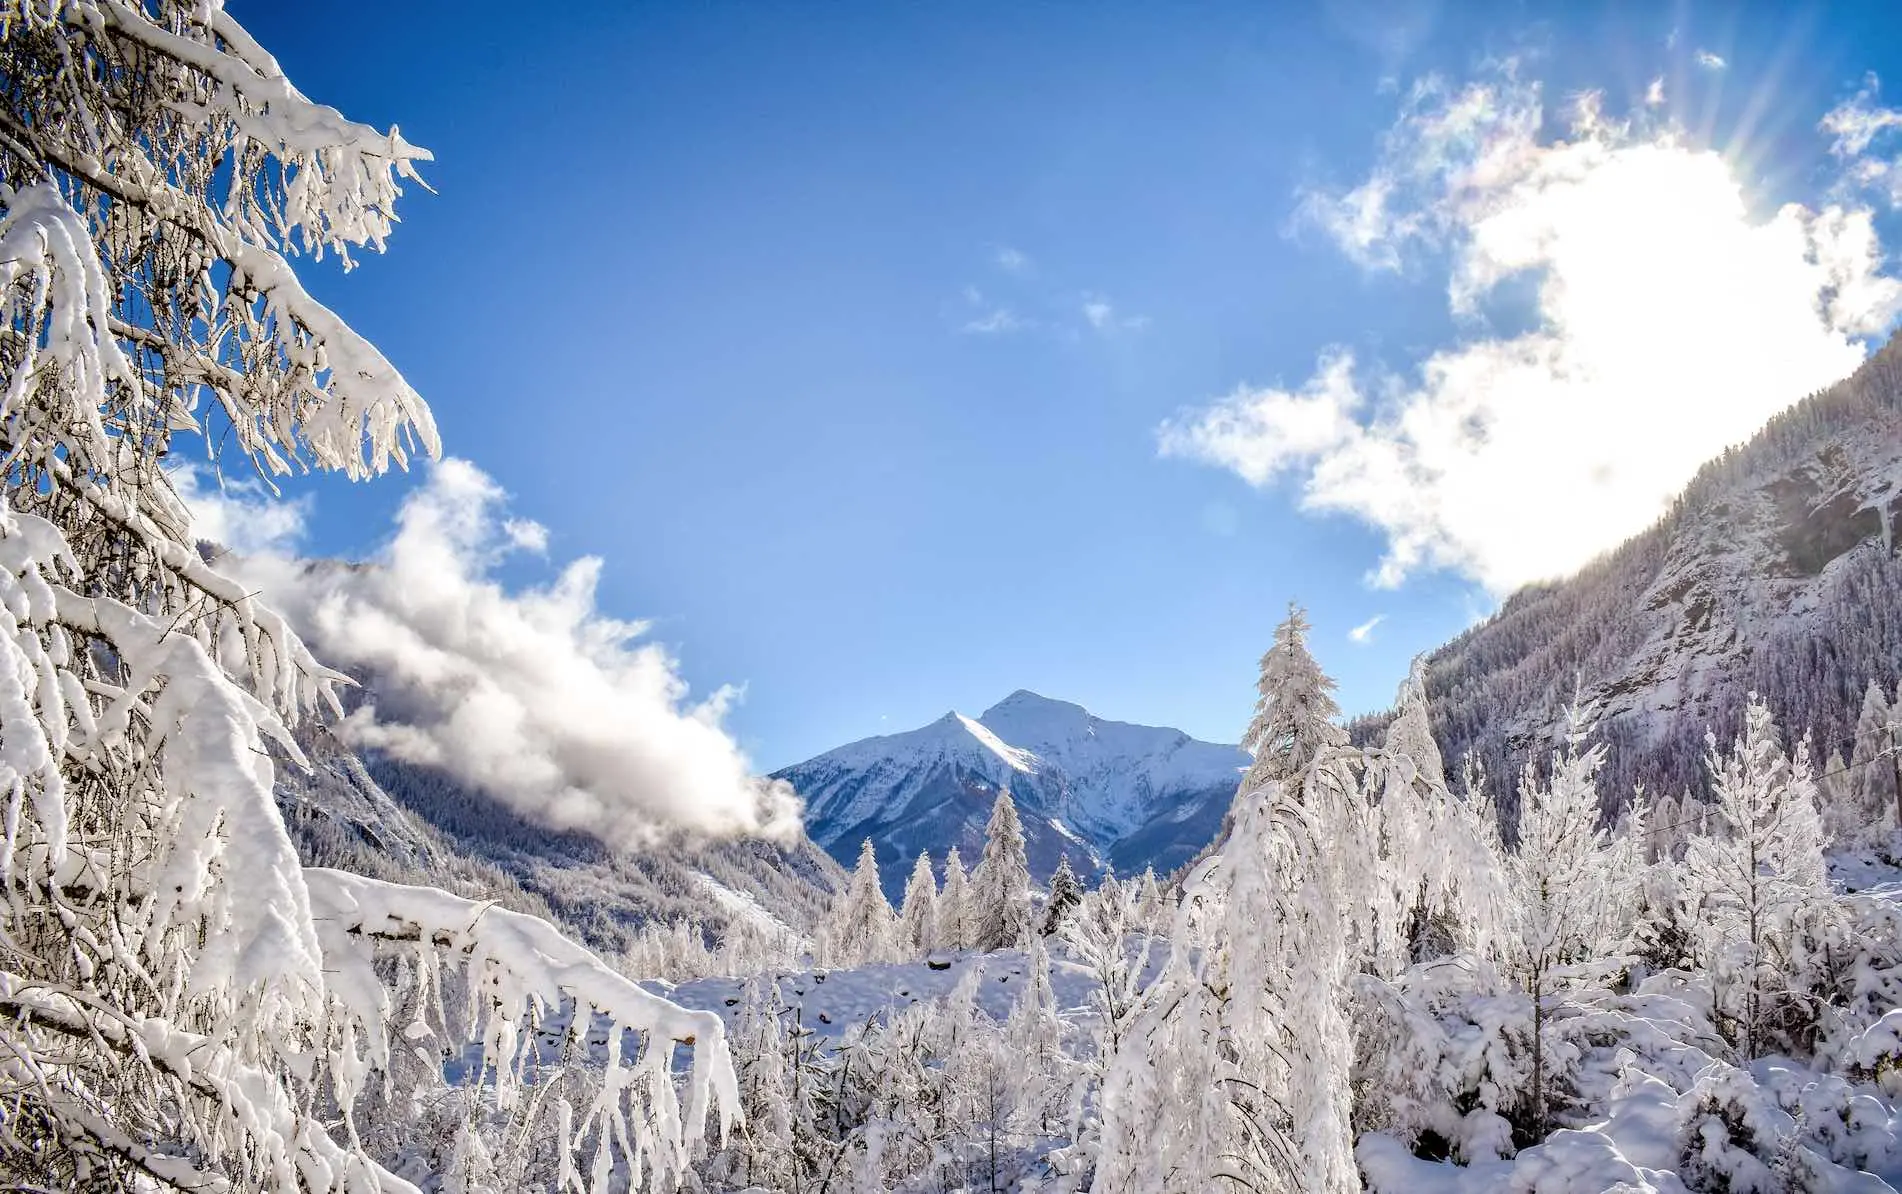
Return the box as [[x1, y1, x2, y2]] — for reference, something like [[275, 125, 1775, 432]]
[[1832, 850, 1902, 898], [695, 873, 802, 941], [644, 942, 1155, 1039]]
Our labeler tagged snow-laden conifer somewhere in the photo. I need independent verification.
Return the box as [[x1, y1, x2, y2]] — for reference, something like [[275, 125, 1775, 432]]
[[1042, 853, 1084, 936], [941, 845, 973, 951], [1243, 602, 1349, 793], [973, 791, 1033, 951], [1098, 611, 1365, 1193], [1365, 658, 1508, 969], [899, 849, 941, 955], [1844, 679, 1900, 843], [831, 838, 898, 965]]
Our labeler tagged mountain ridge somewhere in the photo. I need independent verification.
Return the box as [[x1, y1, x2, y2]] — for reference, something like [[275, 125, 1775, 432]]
[[776, 690, 1249, 894]]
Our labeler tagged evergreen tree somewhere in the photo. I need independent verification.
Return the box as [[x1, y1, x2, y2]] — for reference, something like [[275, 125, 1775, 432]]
[[1367, 658, 1505, 970], [1243, 602, 1350, 793], [831, 838, 898, 965], [1207, 603, 1360, 860], [1099, 621, 1368, 1194], [899, 849, 941, 956], [1682, 695, 1832, 1056], [1042, 854, 1084, 936], [1847, 679, 1899, 843], [974, 792, 1033, 952], [1134, 866, 1165, 932], [941, 845, 974, 951]]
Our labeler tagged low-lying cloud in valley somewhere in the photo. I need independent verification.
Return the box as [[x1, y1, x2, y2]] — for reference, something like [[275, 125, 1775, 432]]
[[191, 459, 799, 847], [1161, 64, 1902, 595]]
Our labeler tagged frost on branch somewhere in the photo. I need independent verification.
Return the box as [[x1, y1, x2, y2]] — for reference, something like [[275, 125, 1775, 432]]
[[0, 3, 734, 1187]]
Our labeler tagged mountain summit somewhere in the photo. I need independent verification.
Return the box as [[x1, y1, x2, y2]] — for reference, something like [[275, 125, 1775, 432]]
[[775, 691, 1248, 894]]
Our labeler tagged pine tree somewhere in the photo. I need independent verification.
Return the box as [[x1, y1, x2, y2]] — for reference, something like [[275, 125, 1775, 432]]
[[941, 846, 974, 951], [974, 792, 1032, 952], [1207, 603, 1359, 859], [831, 838, 898, 965], [1847, 679, 1899, 843], [1098, 622, 1366, 1194], [1042, 854, 1084, 936], [1366, 658, 1504, 969], [1135, 866, 1165, 933], [899, 850, 941, 956], [1243, 602, 1350, 794], [1682, 695, 1832, 1056]]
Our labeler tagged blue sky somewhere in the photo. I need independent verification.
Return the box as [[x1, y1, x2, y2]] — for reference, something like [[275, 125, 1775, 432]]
[[225, 0, 1902, 773]]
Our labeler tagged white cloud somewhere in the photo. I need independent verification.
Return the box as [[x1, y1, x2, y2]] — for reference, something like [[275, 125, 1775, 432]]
[[1645, 76, 1665, 107], [1823, 74, 1902, 208], [962, 308, 1026, 334], [1081, 294, 1150, 332], [995, 246, 1031, 274], [228, 459, 799, 846], [1174, 65, 1900, 595], [1695, 49, 1727, 70], [1348, 614, 1386, 644], [173, 463, 310, 557]]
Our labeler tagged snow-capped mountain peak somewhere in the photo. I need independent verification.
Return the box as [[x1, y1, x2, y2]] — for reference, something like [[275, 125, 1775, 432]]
[[776, 692, 1248, 895]]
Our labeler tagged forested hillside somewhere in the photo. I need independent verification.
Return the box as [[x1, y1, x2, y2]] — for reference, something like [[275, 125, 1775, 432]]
[[277, 722, 845, 957], [1353, 335, 1902, 819]]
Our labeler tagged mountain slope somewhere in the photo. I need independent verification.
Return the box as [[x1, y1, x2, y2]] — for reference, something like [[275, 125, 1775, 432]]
[[1353, 333, 1902, 814], [278, 723, 846, 956], [777, 691, 1248, 892]]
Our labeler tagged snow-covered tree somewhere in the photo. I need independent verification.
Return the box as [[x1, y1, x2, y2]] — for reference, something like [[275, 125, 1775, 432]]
[[899, 849, 941, 956], [1042, 853, 1083, 936], [1100, 619, 1366, 1194], [1365, 658, 1508, 970], [1842, 679, 1900, 845], [0, 7, 734, 1185], [974, 791, 1032, 952], [1134, 866, 1166, 933], [1006, 933, 1072, 1137], [1243, 602, 1349, 794], [830, 838, 898, 965], [941, 845, 973, 951], [1056, 873, 1153, 1173], [1500, 701, 1635, 1132], [1682, 695, 1833, 1056]]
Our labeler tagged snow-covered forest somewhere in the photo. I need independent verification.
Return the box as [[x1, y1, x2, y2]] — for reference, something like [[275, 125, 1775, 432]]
[[8, 3, 1902, 1192]]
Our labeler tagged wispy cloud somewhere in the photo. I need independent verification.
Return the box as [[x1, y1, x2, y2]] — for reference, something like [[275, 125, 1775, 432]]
[[1694, 49, 1727, 70], [957, 257, 1143, 338], [962, 307, 1027, 335], [1824, 74, 1902, 208], [216, 460, 800, 846], [1174, 63, 1899, 595], [1645, 76, 1665, 107], [1082, 293, 1150, 333], [1348, 614, 1386, 644]]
